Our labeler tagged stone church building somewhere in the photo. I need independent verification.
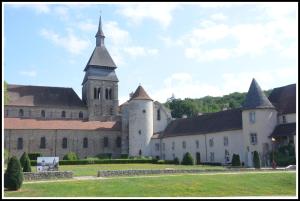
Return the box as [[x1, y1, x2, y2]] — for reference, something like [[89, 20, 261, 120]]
[[4, 16, 296, 167]]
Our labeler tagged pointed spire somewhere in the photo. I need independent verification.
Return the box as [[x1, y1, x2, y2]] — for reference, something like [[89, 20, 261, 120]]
[[130, 85, 153, 101], [243, 78, 274, 110], [96, 15, 105, 47]]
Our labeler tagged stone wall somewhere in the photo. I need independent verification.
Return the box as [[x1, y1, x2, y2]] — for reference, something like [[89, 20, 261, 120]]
[[97, 169, 224, 177], [23, 171, 73, 181]]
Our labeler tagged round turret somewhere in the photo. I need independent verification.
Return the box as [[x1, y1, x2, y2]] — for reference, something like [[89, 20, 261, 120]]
[[128, 85, 153, 157]]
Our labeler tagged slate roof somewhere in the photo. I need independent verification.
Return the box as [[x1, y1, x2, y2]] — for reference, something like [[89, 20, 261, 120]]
[[268, 84, 296, 114], [243, 78, 275, 110], [82, 67, 119, 85], [130, 85, 153, 101], [270, 123, 296, 137], [162, 108, 242, 137], [6, 84, 86, 108], [4, 118, 121, 131], [84, 46, 117, 70]]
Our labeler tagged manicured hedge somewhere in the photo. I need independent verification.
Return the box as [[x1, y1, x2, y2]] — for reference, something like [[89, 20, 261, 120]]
[[153, 160, 176, 164], [200, 162, 222, 166], [31, 159, 156, 166], [28, 153, 42, 160]]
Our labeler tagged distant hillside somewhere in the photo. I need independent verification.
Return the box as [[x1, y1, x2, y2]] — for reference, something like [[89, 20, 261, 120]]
[[164, 90, 272, 118]]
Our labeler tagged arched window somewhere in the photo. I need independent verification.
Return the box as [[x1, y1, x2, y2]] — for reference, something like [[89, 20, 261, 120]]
[[17, 138, 23, 150], [61, 111, 66, 118], [94, 88, 97, 99], [104, 137, 109, 147], [40, 137, 46, 149], [41, 110, 46, 118], [19, 109, 24, 117], [97, 88, 101, 100], [79, 111, 83, 119], [157, 109, 161, 120], [62, 138, 68, 149], [116, 137, 121, 148], [105, 88, 109, 100], [109, 89, 112, 100], [83, 137, 88, 148]]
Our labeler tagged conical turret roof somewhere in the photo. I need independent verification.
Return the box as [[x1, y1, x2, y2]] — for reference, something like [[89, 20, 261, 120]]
[[243, 78, 274, 110], [130, 85, 153, 101]]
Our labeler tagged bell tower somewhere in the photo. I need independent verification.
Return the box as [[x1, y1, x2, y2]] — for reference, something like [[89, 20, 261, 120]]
[[82, 15, 119, 121]]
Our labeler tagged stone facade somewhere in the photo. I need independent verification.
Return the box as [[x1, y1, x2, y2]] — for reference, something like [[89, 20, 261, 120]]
[[5, 105, 88, 120], [4, 129, 122, 159]]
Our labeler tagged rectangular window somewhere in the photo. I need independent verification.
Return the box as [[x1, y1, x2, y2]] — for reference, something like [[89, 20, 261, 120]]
[[172, 142, 175, 150], [104, 137, 109, 147], [94, 88, 97, 99], [40, 137, 46, 149], [17, 138, 23, 150], [155, 143, 160, 151], [209, 138, 214, 147], [250, 133, 258, 145], [210, 152, 215, 162], [224, 136, 228, 146], [196, 140, 199, 149], [62, 138, 68, 149], [182, 141, 186, 149], [157, 109, 161, 121], [249, 111, 256, 124]]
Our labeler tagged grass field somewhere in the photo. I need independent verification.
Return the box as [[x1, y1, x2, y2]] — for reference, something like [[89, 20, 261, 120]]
[[32, 163, 226, 176], [4, 172, 296, 197]]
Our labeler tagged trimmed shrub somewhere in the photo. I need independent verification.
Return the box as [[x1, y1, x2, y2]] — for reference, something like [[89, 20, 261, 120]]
[[96, 153, 112, 159], [253, 151, 260, 169], [174, 157, 180, 165], [28, 153, 42, 160], [4, 149, 10, 165], [63, 152, 79, 160], [231, 154, 241, 166], [270, 151, 296, 167], [156, 160, 165, 164], [120, 154, 129, 159], [181, 152, 194, 165], [4, 156, 23, 191], [21, 153, 31, 172], [200, 162, 222, 166]]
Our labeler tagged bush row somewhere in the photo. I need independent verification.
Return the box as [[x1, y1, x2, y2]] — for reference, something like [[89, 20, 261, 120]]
[[30, 159, 156, 166]]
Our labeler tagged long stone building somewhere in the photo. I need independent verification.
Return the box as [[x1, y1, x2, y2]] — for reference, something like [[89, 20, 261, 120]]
[[4, 16, 296, 167]]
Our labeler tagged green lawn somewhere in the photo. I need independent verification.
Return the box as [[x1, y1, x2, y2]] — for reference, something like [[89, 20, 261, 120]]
[[32, 163, 226, 176], [5, 172, 296, 197]]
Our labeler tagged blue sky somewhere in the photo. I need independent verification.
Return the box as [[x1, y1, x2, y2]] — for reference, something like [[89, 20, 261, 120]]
[[3, 2, 298, 104]]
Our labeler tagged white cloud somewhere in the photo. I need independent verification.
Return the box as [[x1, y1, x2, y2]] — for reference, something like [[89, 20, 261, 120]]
[[40, 28, 90, 55], [118, 3, 180, 28], [165, 4, 297, 62], [9, 3, 50, 14], [78, 22, 97, 32], [104, 21, 130, 46], [54, 6, 69, 21], [19, 70, 37, 77], [123, 46, 158, 58], [151, 66, 297, 102], [210, 13, 227, 21]]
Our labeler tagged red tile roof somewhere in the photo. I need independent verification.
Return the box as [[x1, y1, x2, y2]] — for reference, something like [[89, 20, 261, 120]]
[[4, 118, 121, 131]]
